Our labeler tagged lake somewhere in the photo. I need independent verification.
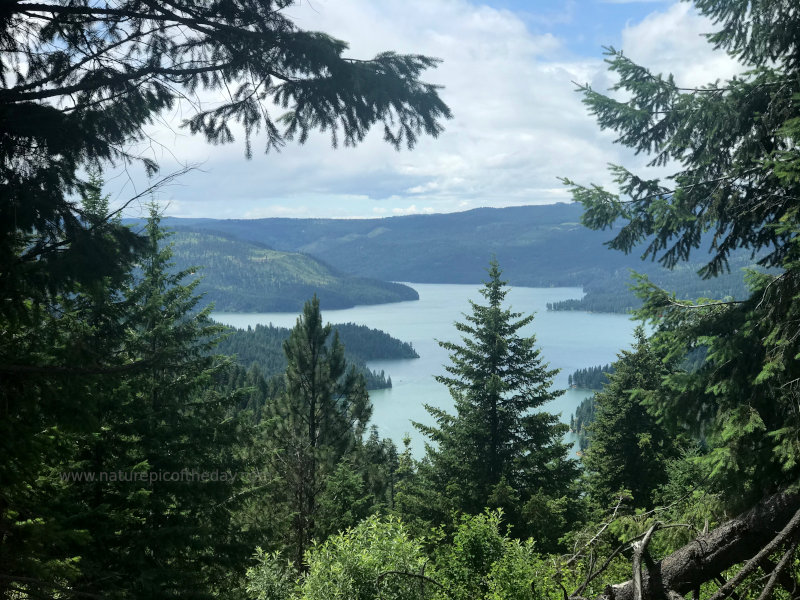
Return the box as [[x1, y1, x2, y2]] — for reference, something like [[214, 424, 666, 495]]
[[212, 283, 640, 456]]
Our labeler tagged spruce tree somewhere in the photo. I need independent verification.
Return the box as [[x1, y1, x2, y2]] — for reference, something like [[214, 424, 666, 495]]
[[63, 206, 249, 599], [417, 259, 578, 545]]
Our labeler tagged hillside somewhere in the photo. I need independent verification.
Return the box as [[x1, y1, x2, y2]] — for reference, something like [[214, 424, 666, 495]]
[[163, 204, 762, 309], [168, 230, 419, 312], [164, 204, 617, 286]]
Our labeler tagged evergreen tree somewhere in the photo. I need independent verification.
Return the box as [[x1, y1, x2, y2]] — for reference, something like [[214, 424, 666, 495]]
[[67, 207, 249, 599], [417, 260, 578, 546], [266, 296, 372, 566], [563, 0, 800, 507], [582, 327, 680, 509], [0, 1, 451, 322], [0, 174, 138, 599]]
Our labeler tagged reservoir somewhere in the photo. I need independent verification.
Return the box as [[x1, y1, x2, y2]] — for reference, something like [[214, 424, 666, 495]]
[[213, 283, 640, 455]]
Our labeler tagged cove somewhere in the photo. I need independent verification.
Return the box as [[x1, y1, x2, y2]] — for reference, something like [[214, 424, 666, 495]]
[[212, 283, 641, 455]]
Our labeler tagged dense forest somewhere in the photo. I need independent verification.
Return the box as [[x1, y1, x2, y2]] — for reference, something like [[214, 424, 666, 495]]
[[568, 364, 614, 389], [3, 2, 800, 600], [570, 396, 596, 452], [167, 230, 418, 312], [215, 321, 418, 390]]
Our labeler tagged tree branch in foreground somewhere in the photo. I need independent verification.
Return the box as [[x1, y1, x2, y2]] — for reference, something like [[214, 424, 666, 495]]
[[575, 493, 800, 600]]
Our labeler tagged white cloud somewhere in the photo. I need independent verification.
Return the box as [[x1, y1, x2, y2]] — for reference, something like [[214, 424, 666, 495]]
[[107, 1, 742, 219], [620, 2, 742, 87]]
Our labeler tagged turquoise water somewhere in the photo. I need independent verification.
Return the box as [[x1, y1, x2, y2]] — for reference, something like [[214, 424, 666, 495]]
[[213, 283, 640, 456]]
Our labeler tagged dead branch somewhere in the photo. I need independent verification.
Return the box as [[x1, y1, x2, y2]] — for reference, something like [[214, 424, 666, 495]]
[[756, 539, 798, 600], [633, 523, 661, 600], [577, 492, 800, 600], [707, 503, 800, 600]]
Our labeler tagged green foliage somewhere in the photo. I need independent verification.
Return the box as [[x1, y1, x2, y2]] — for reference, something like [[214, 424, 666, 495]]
[[582, 327, 681, 509], [300, 516, 427, 600], [315, 460, 375, 542], [564, 0, 800, 507], [417, 260, 579, 549], [169, 230, 419, 312], [246, 549, 297, 600], [432, 511, 541, 600]]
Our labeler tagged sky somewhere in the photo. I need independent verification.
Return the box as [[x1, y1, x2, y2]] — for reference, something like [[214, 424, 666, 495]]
[[108, 0, 743, 220]]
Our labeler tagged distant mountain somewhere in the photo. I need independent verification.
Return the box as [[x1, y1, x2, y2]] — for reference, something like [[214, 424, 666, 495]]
[[168, 230, 418, 312], [164, 204, 612, 286], [162, 204, 763, 307]]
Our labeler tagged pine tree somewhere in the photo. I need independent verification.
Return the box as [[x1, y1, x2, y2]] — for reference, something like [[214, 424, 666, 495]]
[[417, 259, 578, 545], [267, 296, 372, 566]]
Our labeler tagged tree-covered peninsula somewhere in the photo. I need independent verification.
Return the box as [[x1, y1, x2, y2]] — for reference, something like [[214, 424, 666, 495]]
[[215, 321, 418, 390]]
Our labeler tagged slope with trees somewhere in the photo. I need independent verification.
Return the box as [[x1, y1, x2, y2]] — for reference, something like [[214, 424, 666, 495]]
[[168, 230, 419, 311], [163, 205, 760, 312]]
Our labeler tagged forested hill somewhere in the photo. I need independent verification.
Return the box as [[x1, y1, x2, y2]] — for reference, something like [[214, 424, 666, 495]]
[[161, 204, 760, 302], [215, 322, 418, 390], [163, 204, 615, 286], [167, 230, 418, 312]]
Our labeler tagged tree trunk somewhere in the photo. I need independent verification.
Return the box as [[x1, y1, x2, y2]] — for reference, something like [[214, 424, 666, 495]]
[[579, 492, 800, 600]]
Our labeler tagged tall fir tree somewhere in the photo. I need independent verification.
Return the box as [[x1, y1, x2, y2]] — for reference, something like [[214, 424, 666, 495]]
[[65, 206, 249, 599], [417, 259, 578, 547]]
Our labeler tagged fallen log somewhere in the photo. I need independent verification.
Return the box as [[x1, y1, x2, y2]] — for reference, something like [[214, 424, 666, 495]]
[[576, 492, 800, 600]]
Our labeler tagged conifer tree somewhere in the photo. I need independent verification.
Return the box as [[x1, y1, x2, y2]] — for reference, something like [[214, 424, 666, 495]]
[[582, 327, 680, 509], [563, 0, 800, 506], [417, 259, 578, 545], [267, 296, 372, 566], [62, 206, 248, 599]]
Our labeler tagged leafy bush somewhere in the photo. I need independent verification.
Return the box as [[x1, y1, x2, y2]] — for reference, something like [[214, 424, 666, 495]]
[[301, 516, 427, 600]]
